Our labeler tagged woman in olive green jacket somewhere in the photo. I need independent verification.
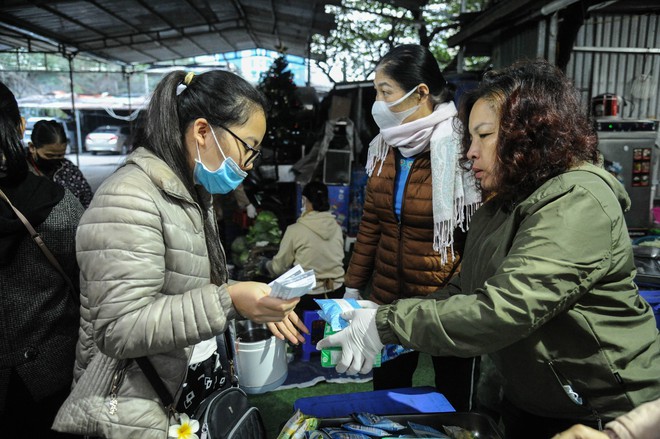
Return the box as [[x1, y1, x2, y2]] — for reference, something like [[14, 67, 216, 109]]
[[318, 60, 660, 439]]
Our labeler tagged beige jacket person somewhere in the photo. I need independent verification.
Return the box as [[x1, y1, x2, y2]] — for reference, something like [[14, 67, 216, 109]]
[[268, 210, 344, 293], [53, 148, 236, 439]]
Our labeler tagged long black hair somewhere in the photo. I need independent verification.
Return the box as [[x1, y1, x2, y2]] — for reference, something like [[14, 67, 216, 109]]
[[137, 70, 267, 285], [376, 44, 452, 105], [0, 81, 28, 184]]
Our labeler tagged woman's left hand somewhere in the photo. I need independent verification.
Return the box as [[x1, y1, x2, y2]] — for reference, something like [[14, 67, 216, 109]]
[[227, 281, 299, 322], [267, 311, 309, 344]]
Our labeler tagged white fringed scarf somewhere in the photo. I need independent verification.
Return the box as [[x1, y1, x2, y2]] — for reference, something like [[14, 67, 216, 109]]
[[366, 102, 482, 264]]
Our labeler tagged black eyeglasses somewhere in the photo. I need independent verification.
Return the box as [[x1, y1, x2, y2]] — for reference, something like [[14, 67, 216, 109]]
[[219, 125, 261, 167]]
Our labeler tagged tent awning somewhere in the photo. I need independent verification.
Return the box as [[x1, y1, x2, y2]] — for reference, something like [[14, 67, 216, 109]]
[[0, 0, 343, 65]]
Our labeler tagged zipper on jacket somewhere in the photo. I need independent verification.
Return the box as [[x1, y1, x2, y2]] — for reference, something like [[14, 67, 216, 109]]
[[395, 156, 416, 296], [547, 361, 603, 429], [397, 222, 404, 295], [108, 359, 129, 415]]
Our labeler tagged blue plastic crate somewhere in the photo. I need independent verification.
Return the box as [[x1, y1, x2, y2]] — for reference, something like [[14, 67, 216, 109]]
[[293, 386, 455, 418]]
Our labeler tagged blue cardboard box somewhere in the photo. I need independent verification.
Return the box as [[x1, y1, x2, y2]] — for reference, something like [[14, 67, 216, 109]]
[[293, 386, 454, 418], [639, 290, 660, 329]]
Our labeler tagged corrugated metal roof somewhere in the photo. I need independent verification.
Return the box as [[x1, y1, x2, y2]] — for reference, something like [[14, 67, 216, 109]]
[[448, 0, 660, 52], [0, 0, 343, 64]]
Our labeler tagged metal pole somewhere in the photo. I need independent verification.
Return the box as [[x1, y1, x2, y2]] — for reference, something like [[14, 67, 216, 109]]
[[67, 53, 81, 165], [573, 46, 660, 54], [541, 0, 581, 16], [126, 68, 134, 141], [548, 12, 559, 64], [306, 40, 311, 86], [537, 19, 547, 59], [457, 0, 469, 73], [127, 71, 131, 115]]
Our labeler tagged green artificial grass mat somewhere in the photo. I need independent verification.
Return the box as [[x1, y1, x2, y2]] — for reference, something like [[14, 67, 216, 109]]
[[248, 352, 435, 438]]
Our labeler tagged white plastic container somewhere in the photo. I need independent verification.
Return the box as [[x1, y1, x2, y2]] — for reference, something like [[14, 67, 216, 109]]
[[233, 321, 288, 394]]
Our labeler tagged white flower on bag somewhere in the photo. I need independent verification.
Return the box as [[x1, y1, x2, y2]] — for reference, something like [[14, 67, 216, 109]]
[[168, 413, 200, 439]]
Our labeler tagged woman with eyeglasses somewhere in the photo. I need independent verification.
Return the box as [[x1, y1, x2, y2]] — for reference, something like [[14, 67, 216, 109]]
[[53, 70, 307, 439]]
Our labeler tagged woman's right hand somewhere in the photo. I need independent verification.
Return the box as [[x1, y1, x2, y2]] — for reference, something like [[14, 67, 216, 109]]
[[227, 281, 299, 323]]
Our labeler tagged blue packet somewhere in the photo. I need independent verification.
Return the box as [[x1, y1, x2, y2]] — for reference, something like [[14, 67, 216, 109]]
[[407, 421, 451, 438], [314, 298, 361, 331], [352, 413, 405, 432], [381, 344, 413, 363], [341, 422, 389, 437]]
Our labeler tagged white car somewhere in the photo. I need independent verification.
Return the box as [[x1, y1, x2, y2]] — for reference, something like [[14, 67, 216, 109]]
[[85, 125, 133, 154]]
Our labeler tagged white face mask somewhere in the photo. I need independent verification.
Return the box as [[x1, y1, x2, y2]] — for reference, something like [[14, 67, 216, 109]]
[[371, 86, 420, 130]]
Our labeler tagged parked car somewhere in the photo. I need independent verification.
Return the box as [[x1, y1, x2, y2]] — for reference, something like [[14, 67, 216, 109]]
[[22, 116, 77, 153], [85, 125, 133, 154]]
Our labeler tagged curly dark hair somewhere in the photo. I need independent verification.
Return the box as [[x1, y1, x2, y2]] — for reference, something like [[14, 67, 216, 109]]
[[457, 59, 599, 204]]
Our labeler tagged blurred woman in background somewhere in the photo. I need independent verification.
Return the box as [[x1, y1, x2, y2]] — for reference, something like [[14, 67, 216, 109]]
[[27, 119, 93, 208]]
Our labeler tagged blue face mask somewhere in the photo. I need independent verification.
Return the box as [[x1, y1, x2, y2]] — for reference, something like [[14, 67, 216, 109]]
[[193, 127, 247, 194]]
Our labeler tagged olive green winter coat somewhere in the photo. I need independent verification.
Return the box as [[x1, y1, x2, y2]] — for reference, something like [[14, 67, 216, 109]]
[[376, 163, 660, 423]]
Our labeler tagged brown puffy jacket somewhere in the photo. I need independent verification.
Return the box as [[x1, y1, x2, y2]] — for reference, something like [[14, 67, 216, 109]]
[[346, 148, 465, 304]]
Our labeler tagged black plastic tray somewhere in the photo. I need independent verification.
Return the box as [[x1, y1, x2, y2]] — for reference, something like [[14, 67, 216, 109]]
[[318, 412, 503, 438]]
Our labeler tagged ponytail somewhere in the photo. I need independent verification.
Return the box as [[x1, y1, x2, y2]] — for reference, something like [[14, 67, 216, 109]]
[[140, 71, 195, 192]]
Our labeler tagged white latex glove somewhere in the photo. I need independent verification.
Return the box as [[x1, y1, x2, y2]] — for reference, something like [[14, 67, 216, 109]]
[[316, 308, 384, 375], [246, 203, 257, 219], [356, 300, 379, 309], [343, 287, 361, 300]]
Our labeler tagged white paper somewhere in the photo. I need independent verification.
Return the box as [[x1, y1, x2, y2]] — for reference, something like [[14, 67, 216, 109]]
[[268, 264, 316, 299]]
